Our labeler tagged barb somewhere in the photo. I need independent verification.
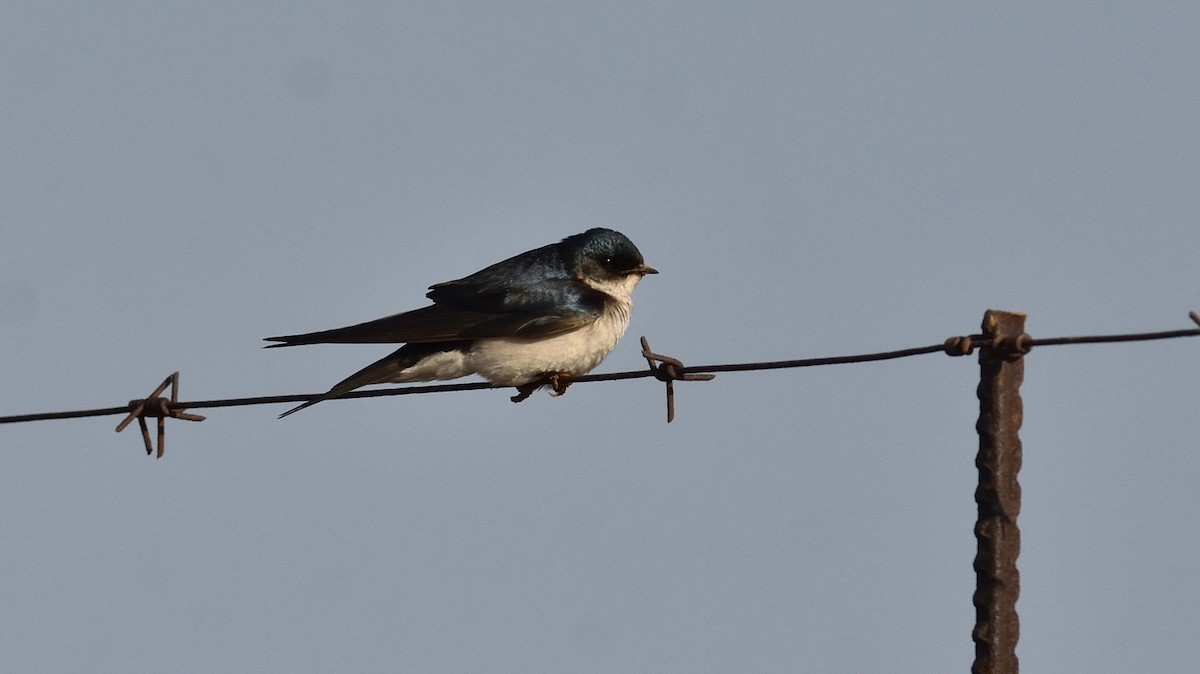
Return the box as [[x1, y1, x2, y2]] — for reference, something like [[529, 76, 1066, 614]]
[[3, 312, 1200, 430], [113, 372, 206, 457], [641, 336, 715, 423]]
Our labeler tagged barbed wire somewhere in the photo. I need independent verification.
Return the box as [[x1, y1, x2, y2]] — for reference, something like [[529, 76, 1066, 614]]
[[3, 312, 1199, 455]]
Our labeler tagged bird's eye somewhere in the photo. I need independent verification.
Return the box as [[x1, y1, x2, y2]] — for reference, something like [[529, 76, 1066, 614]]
[[598, 256, 616, 269]]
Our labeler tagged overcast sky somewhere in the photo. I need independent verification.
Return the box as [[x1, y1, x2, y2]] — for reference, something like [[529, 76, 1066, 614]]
[[3, 3, 1199, 672]]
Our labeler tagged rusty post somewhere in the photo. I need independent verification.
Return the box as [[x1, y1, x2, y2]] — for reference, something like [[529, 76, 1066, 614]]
[[972, 310, 1026, 673]]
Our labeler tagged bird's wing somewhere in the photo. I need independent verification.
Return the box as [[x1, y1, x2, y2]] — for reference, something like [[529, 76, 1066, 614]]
[[265, 278, 607, 347], [431, 275, 612, 338]]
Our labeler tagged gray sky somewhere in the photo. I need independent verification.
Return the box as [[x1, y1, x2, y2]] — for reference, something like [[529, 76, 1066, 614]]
[[3, 2, 1199, 672]]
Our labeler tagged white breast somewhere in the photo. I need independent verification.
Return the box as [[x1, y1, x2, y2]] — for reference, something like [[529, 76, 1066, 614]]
[[466, 299, 632, 386]]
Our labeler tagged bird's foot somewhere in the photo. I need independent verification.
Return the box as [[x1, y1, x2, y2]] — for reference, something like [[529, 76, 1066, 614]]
[[510, 382, 538, 403], [548, 372, 572, 397], [509, 372, 573, 403]]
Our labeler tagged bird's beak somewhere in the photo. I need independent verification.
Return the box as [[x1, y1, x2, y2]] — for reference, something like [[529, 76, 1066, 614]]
[[633, 263, 658, 275]]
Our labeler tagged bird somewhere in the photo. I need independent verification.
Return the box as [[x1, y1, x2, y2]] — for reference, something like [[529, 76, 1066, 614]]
[[266, 228, 657, 417]]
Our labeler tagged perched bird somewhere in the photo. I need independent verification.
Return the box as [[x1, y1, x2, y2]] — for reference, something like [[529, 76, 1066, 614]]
[[266, 228, 657, 417]]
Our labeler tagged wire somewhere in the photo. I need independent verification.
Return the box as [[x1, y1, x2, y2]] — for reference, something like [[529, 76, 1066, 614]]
[[3, 315, 1199, 426]]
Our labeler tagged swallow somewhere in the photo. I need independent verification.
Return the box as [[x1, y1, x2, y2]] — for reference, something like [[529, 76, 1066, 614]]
[[266, 228, 657, 417]]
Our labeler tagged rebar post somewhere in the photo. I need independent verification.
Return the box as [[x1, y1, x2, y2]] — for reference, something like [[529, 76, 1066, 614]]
[[972, 310, 1026, 673]]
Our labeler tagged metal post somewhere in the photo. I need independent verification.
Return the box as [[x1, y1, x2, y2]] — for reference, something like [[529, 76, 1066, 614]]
[[972, 310, 1026, 674]]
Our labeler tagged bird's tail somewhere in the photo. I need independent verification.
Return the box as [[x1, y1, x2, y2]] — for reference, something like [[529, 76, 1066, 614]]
[[278, 356, 396, 418], [277, 344, 467, 418]]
